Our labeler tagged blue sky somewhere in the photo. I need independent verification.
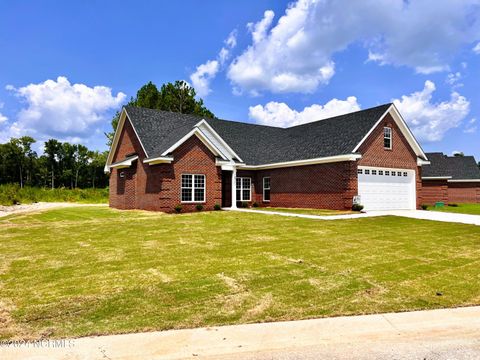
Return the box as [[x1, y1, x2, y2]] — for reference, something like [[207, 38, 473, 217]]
[[0, 0, 479, 160]]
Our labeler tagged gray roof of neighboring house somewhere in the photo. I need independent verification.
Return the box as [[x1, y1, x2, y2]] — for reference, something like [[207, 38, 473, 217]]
[[423, 152, 480, 180], [124, 103, 392, 165]]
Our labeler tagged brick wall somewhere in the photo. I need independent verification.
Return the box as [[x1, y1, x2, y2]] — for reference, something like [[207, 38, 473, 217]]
[[237, 161, 358, 210], [357, 113, 423, 208], [109, 117, 221, 212], [447, 182, 480, 204], [421, 180, 449, 205]]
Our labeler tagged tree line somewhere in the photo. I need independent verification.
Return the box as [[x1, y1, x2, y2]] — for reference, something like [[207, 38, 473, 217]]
[[0, 137, 108, 189], [0, 80, 216, 190]]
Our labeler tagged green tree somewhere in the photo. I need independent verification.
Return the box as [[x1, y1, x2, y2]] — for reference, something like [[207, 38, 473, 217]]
[[44, 139, 62, 189], [106, 80, 215, 146], [7, 136, 36, 188]]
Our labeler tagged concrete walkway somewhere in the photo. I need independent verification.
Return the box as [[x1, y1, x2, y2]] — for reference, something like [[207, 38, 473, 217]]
[[1, 306, 479, 360], [231, 208, 480, 226]]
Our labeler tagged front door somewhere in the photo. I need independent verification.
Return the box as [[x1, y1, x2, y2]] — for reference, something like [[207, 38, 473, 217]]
[[222, 171, 232, 208]]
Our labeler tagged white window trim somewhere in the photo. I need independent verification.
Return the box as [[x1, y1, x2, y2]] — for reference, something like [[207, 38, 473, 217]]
[[236, 177, 252, 202], [384, 126, 392, 150], [181, 174, 206, 203], [263, 177, 271, 202]]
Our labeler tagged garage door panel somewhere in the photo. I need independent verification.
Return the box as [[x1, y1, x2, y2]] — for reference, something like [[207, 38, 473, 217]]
[[358, 167, 415, 211]]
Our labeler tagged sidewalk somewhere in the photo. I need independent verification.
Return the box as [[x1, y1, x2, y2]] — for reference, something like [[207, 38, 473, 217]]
[[1, 306, 479, 360]]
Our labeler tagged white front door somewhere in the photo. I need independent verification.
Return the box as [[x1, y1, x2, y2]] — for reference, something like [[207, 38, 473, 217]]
[[357, 166, 416, 211]]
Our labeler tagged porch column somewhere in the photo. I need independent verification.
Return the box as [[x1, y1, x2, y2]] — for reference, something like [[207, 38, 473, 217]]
[[231, 167, 237, 209]]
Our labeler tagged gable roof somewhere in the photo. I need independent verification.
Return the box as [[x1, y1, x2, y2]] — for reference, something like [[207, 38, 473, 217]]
[[423, 152, 480, 180], [122, 103, 409, 166]]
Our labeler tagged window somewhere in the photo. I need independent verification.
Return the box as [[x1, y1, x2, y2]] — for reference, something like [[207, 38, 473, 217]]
[[379, 170, 383, 175], [181, 174, 205, 202], [357, 169, 363, 174], [365, 169, 370, 175], [385, 171, 390, 176], [236, 177, 251, 201], [372, 170, 377, 175], [403, 172, 408, 177], [384, 127, 392, 149], [391, 171, 396, 176], [263, 177, 271, 202], [397, 171, 402, 176]]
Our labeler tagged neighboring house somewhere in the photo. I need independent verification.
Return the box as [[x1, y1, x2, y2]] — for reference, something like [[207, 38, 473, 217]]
[[422, 153, 480, 204], [105, 103, 430, 212]]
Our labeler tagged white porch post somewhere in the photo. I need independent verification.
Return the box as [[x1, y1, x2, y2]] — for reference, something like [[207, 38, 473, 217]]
[[231, 167, 237, 209]]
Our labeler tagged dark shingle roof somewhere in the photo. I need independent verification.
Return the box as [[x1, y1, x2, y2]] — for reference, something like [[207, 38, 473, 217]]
[[124, 103, 392, 165], [423, 152, 480, 180]]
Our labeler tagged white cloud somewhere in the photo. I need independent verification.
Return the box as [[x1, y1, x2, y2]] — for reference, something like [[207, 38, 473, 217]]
[[190, 30, 237, 97], [446, 72, 463, 88], [249, 96, 360, 127], [0, 102, 7, 124], [228, 0, 480, 95], [4, 76, 125, 142], [393, 80, 470, 142], [464, 118, 477, 133], [473, 42, 480, 54]]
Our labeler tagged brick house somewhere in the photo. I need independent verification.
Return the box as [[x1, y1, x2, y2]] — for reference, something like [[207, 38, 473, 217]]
[[421, 152, 480, 205], [105, 103, 431, 212]]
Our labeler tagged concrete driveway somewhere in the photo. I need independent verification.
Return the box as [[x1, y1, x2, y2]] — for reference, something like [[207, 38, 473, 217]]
[[1, 306, 479, 360]]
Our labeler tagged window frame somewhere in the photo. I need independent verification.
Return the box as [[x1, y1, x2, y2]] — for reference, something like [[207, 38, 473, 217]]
[[181, 174, 206, 203], [384, 127, 392, 149], [236, 177, 252, 202], [263, 177, 271, 202]]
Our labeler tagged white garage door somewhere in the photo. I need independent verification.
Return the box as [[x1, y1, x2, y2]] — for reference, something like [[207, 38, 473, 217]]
[[357, 166, 416, 211]]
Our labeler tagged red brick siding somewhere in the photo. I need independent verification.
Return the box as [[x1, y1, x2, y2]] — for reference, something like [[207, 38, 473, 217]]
[[421, 180, 449, 205], [447, 182, 480, 204], [238, 161, 358, 210], [357, 113, 422, 208], [109, 117, 221, 212]]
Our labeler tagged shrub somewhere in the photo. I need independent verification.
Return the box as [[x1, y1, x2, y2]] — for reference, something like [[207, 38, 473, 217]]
[[174, 205, 182, 213], [241, 201, 249, 208], [213, 204, 221, 211], [352, 204, 364, 212], [420, 204, 428, 210], [252, 202, 259, 208], [448, 203, 458, 207], [195, 204, 204, 211]]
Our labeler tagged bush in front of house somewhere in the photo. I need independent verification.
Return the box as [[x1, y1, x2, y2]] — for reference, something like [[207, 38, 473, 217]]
[[448, 203, 458, 207], [352, 204, 364, 212], [241, 201, 249, 208], [214, 204, 221, 210], [174, 205, 182, 213], [420, 204, 428, 210], [196, 204, 204, 211], [252, 202, 259, 207]]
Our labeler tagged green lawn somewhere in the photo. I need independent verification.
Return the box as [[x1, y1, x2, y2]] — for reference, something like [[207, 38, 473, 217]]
[[428, 203, 480, 215], [1, 207, 479, 340], [252, 207, 354, 216]]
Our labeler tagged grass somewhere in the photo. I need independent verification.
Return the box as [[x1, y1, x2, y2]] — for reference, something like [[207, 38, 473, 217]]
[[0, 207, 479, 340], [253, 207, 354, 216], [427, 203, 480, 215], [0, 184, 108, 206]]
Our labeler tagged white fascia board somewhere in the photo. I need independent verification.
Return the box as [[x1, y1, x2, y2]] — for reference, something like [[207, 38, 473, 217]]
[[160, 127, 227, 159], [352, 104, 428, 161], [105, 108, 149, 171], [422, 176, 452, 180], [238, 154, 362, 170], [448, 179, 480, 183], [109, 155, 139, 169], [143, 156, 174, 165], [417, 158, 431, 166], [195, 119, 244, 162]]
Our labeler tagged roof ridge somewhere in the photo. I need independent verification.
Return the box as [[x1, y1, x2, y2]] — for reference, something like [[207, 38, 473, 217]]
[[285, 103, 392, 130]]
